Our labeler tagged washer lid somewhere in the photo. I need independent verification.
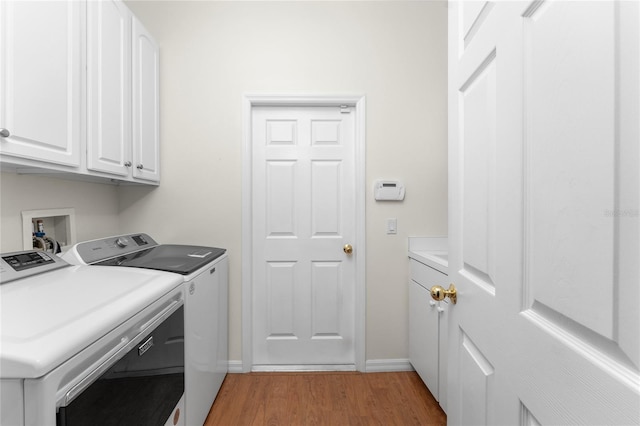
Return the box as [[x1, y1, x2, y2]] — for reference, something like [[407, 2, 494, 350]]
[[0, 265, 183, 379], [94, 245, 226, 275]]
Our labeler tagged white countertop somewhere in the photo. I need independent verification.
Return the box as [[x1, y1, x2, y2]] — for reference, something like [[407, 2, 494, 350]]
[[408, 237, 448, 274]]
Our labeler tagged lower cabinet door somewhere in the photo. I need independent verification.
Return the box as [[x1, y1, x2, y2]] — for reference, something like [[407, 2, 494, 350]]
[[409, 279, 440, 400]]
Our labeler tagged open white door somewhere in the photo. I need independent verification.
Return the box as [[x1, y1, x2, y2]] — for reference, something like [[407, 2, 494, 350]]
[[447, 1, 639, 424]]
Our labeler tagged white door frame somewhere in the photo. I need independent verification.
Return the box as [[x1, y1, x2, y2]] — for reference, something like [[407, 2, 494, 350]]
[[241, 94, 366, 372]]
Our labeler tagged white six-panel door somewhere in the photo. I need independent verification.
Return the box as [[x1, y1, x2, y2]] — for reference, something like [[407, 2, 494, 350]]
[[252, 105, 356, 369], [448, 1, 639, 424]]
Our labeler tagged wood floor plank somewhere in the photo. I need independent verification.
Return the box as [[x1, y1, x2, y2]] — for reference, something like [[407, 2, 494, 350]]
[[204, 372, 446, 426]]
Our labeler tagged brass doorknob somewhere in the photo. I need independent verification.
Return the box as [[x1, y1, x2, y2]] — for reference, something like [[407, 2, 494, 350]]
[[430, 284, 457, 304], [343, 244, 353, 254]]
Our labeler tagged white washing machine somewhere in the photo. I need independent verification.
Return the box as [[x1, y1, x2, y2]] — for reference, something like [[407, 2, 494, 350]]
[[63, 233, 228, 426], [0, 250, 185, 426]]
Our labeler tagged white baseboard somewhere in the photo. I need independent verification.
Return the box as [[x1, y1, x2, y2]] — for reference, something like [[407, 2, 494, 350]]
[[365, 359, 415, 372], [227, 360, 244, 373], [251, 364, 357, 372], [228, 359, 415, 373]]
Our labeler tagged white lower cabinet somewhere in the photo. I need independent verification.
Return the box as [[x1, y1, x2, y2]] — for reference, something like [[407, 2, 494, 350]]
[[409, 258, 448, 412]]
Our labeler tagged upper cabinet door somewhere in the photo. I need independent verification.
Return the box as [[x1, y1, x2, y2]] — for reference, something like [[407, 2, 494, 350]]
[[132, 17, 160, 183], [87, 0, 132, 177], [0, 1, 83, 167]]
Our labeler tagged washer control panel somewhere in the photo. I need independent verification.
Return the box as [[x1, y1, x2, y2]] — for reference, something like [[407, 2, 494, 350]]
[[65, 233, 158, 264]]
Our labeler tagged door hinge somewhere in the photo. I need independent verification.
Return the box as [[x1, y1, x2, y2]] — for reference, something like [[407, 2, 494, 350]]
[[340, 105, 351, 114]]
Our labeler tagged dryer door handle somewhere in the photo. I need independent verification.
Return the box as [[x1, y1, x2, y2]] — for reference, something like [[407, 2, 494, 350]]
[[64, 337, 129, 405]]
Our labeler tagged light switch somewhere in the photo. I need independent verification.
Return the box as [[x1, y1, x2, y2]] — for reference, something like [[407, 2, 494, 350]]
[[387, 218, 397, 234]]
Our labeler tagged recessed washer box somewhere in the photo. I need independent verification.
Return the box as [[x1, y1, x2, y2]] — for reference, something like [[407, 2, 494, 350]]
[[21, 208, 76, 250]]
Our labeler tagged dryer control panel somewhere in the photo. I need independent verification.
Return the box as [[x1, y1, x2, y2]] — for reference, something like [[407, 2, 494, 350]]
[[0, 250, 69, 284]]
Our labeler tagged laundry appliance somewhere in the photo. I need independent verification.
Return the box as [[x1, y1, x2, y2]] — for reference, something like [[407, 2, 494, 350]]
[[0, 250, 185, 426], [63, 233, 228, 426]]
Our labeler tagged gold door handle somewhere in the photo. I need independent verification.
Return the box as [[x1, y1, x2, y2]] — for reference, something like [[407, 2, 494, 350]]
[[430, 284, 457, 304], [343, 244, 353, 254]]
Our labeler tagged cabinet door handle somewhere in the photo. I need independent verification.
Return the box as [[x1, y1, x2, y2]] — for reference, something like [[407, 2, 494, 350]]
[[0, 128, 10, 137], [136, 164, 144, 170], [124, 161, 132, 167]]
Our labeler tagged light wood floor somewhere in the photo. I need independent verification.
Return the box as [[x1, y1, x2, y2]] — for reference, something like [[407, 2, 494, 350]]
[[204, 371, 446, 426]]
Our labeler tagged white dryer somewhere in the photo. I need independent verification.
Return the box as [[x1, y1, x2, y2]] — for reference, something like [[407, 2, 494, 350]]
[[0, 250, 185, 426], [63, 234, 228, 426]]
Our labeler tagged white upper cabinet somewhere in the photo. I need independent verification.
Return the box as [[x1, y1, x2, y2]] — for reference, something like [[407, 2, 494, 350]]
[[0, 1, 84, 167], [87, 0, 132, 177], [0, 0, 160, 185], [132, 17, 160, 183]]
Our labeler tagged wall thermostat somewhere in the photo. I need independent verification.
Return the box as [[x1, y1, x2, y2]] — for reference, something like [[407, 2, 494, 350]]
[[374, 180, 405, 201]]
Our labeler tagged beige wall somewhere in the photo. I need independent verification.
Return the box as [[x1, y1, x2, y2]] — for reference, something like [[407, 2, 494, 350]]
[[122, 0, 448, 364], [0, 0, 447, 366], [0, 172, 121, 252]]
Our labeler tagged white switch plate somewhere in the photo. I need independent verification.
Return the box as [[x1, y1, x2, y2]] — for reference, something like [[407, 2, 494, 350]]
[[387, 218, 397, 234]]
